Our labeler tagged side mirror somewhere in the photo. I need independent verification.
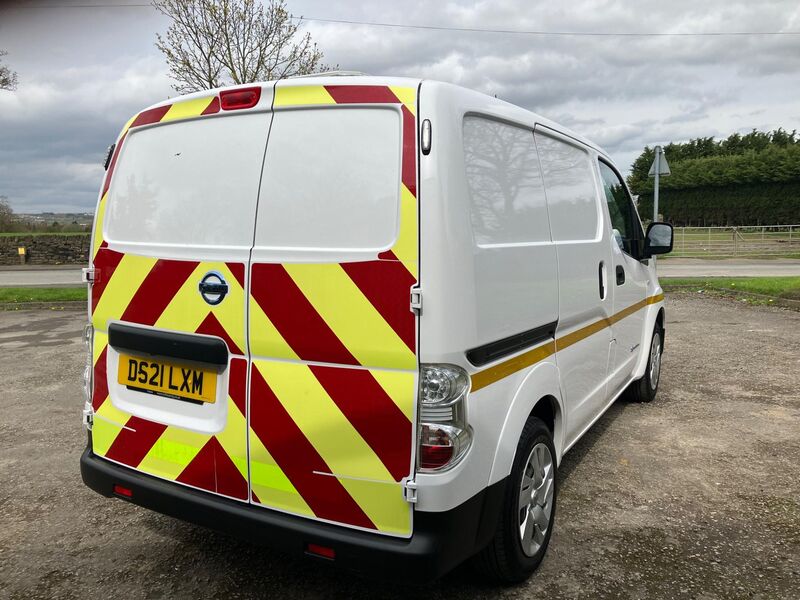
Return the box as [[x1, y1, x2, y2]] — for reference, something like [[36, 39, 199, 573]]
[[644, 222, 673, 257]]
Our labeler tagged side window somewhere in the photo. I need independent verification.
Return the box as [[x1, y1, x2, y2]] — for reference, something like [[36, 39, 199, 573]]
[[463, 116, 550, 246], [598, 161, 641, 255], [534, 132, 599, 242]]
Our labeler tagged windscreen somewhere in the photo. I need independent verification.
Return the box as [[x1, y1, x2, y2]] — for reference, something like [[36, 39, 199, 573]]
[[105, 113, 271, 249], [254, 107, 401, 251]]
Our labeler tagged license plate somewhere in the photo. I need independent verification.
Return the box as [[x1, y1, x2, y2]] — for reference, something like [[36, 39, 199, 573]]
[[117, 354, 217, 403]]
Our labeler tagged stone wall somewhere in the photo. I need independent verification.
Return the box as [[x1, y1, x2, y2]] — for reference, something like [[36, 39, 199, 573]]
[[0, 234, 91, 265]]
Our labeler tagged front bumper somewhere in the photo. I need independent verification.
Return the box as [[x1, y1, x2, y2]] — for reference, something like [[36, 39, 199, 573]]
[[80, 445, 506, 581]]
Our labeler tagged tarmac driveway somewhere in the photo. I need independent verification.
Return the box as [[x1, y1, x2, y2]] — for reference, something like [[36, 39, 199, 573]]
[[0, 294, 798, 599]]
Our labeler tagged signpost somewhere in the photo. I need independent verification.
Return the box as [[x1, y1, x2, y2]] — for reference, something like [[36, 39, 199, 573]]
[[648, 145, 671, 223]]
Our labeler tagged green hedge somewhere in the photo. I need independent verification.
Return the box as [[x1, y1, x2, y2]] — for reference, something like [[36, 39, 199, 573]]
[[638, 181, 800, 226]]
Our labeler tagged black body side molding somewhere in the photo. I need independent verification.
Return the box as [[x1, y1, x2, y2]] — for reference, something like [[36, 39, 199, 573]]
[[466, 320, 558, 367]]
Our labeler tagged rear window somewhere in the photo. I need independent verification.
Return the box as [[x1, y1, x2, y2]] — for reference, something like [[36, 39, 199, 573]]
[[105, 113, 271, 251], [254, 107, 401, 251]]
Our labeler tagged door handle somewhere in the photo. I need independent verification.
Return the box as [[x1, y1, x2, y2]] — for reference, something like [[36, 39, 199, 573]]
[[598, 261, 606, 299], [616, 265, 625, 285]]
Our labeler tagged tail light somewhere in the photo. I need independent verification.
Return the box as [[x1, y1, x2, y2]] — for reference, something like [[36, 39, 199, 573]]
[[418, 364, 472, 472], [82, 323, 93, 428]]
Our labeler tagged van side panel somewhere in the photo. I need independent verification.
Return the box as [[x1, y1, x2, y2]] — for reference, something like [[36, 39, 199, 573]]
[[246, 82, 419, 537], [534, 129, 615, 449]]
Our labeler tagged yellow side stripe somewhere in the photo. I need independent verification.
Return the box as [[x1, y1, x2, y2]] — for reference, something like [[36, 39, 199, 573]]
[[471, 293, 665, 392]]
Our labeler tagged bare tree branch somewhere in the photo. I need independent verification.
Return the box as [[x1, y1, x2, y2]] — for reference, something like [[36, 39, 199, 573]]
[[0, 50, 19, 91], [152, 0, 329, 94]]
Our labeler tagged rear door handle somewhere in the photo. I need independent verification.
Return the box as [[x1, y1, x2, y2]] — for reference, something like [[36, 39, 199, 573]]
[[616, 265, 625, 285]]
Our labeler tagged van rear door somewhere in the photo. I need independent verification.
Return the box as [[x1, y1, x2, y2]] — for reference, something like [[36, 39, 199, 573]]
[[246, 81, 420, 537], [89, 88, 274, 501]]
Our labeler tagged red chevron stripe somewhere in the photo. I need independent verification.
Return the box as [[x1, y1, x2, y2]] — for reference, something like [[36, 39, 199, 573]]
[[201, 96, 220, 115], [91, 245, 124, 312], [340, 255, 416, 353], [309, 364, 412, 482], [92, 345, 109, 411], [120, 259, 199, 326], [323, 85, 400, 105], [249, 365, 376, 529], [226, 262, 245, 290], [129, 104, 171, 128], [104, 416, 167, 468], [250, 263, 358, 366], [101, 131, 127, 197], [401, 105, 416, 197], [195, 312, 243, 356], [176, 437, 248, 500], [227, 357, 247, 416]]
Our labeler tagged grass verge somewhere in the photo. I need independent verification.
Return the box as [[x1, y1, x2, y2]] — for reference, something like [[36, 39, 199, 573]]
[[661, 276, 800, 307], [0, 286, 87, 303]]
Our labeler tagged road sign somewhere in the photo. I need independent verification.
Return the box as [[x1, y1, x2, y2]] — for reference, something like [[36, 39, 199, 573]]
[[648, 148, 671, 177], [648, 146, 669, 223]]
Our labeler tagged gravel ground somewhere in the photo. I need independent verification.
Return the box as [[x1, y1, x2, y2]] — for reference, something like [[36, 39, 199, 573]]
[[0, 294, 798, 599]]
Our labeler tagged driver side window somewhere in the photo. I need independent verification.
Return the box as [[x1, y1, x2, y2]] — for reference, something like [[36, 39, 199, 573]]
[[598, 160, 641, 256]]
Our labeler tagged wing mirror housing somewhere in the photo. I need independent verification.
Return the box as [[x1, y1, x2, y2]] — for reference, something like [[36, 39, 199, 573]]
[[643, 222, 673, 258]]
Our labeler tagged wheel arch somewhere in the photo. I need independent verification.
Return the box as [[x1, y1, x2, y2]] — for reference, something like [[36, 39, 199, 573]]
[[487, 360, 564, 486], [633, 301, 665, 380]]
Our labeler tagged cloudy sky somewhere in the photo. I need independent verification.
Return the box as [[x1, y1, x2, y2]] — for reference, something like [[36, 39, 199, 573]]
[[1, 0, 799, 213]]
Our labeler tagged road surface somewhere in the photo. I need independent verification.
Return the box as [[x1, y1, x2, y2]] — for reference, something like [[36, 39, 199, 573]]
[[1, 295, 798, 598], [1, 259, 799, 287], [657, 258, 800, 278], [0, 266, 82, 287]]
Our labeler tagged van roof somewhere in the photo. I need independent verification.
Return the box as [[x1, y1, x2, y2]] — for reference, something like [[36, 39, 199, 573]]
[[137, 75, 606, 159]]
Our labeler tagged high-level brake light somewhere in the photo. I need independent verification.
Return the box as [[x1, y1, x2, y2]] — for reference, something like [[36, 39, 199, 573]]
[[220, 87, 262, 111]]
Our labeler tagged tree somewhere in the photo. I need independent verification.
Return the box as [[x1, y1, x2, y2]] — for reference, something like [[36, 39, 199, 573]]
[[0, 197, 14, 231], [0, 50, 18, 91], [153, 0, 327, 94]]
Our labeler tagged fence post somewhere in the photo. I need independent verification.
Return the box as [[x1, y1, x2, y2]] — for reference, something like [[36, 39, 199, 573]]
[[733, 227, 737, 256]]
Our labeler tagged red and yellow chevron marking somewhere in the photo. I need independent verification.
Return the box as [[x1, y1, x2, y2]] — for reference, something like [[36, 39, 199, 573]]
[[248, 84, 418, 535], [90, 257, 249, 500], [90, 83, 419, 536]]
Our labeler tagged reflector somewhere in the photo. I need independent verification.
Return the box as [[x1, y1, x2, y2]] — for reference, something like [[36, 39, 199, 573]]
[[306, 543, 336, 560], [113, 484, 133, 498]]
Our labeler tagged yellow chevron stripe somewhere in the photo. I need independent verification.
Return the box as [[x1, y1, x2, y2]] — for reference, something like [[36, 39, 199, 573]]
[[214, 397, 249, 481], [92, 400, 132, 456], [92, 254, 157, 331], [154, 262, 246, 352], [136, 424, 208, 480], [249, 428, 315, 517], [93, 333, 108, 365], [274, 85, 335, 107], [370, 369, 416, 423], [92, 194, 107, 260], [284, 263, 415, 371], [390, 184, 418, 278], [248, 295, 300, 361], [253, 360, 410, 534], [388, 86, 416, 116], [471, 293, 666, 391], [161, 96, 215, 122]]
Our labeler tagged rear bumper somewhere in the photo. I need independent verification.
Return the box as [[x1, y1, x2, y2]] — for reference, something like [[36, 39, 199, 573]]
[[80, 445, 506, 581]]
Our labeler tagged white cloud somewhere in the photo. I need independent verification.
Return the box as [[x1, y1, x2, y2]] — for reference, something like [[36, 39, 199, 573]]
[[1, 0, 799, 211]]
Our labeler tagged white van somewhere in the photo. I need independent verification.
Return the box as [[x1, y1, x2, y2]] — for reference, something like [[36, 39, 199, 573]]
[[80, 75, 673, 583]]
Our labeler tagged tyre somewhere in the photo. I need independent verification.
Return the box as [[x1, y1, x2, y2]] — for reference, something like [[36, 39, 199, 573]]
[[626, 322, 663, 403], [473, 416, 557, 584]]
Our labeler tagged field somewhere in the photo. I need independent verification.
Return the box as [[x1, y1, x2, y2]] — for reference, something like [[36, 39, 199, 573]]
[[670, 226, 800, 258]]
